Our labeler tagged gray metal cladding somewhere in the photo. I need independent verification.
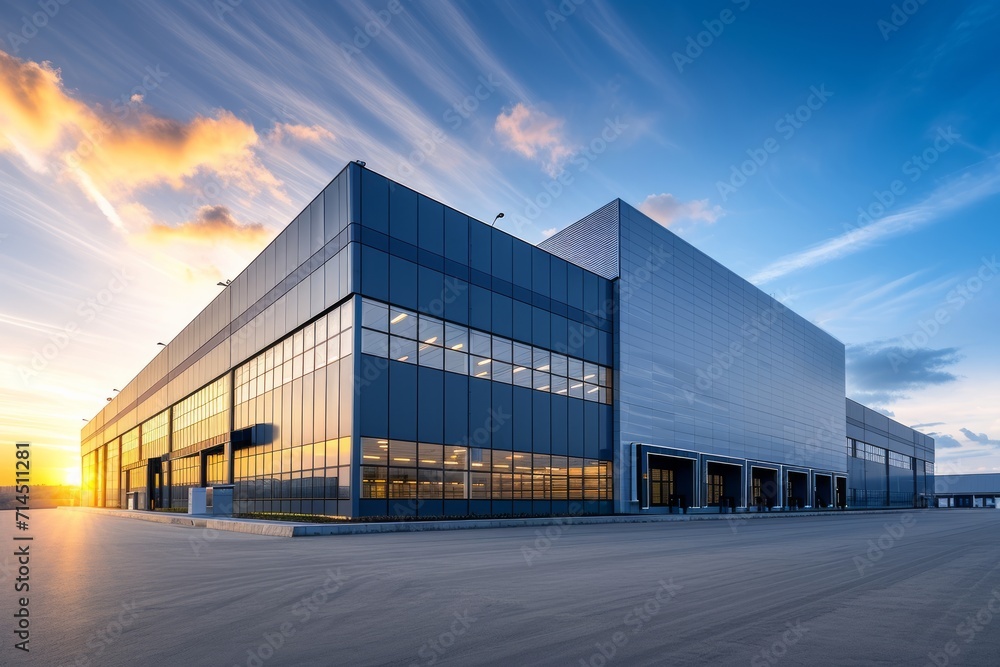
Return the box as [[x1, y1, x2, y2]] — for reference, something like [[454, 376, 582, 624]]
[[538, 200, 620, 279]]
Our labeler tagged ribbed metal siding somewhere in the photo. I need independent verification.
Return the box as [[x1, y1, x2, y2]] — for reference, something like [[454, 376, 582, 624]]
[[538, 200, 620, 279]]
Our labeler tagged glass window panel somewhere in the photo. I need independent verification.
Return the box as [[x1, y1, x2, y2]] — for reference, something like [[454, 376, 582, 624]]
[[293, 330, 304, 356], [292, 354, 303, 379], [315, 341, 327, 368], [303, 323, 315, 351], [316, 315, 327, 343], [444, 324, 467, 351], [470, 448, 489, 471], [362, 466, 386, 498], [492, 337, 512, 363], [533, 348, 550, 371], [417, 469, 443, 498], [303, 348, 315, 375], [362, 300, 388, 331], [511, 452, 531, 472], [493, 361, 512, 384], [600, 367, 612, 388], [390, 440, 417, 465], [533, 371, 551, 391], [418, 344, 443, 369], [512, 364, 531, 387], [389, 308, 417, 339], [513, 342, 532, 367], [418, 316, 443, 347], [361, 438, 389, 466], [568, 358, 583, 380], [446, 446, 467, 469], [388, 467, 417, 498], [470, 331, 491, 357], [327, 336, 341, 362], [443, 471, 466, 499], [470, 472, 491, 499], [418, 443, 444, 467], [492, 450, 512, 471], [533, 453, 551, 473], [390, 336, 418, 363], [471, 356, 491, 379], [551, 353, 568, 377], [340, 331, 352, 358], [362, 330, 388, 357], [444, 349, 467, 374], [583, 362, 598, 383], [568, 379, 584, 399], [273, 341, 284, 366], [552, 375, 568, 395], [340, 300, 354, 332], [584, 383, 599, 401]]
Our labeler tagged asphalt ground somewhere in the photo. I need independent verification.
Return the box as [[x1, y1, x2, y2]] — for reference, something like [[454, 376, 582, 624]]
[[5, 508, 999, 666]]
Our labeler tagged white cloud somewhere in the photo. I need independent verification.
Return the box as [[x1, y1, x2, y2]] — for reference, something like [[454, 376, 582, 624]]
[[638, 193, 723, 227], [495, 103, 574, 176]]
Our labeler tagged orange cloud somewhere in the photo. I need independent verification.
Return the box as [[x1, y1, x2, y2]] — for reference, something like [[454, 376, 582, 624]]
[[0, 49, 284, 225], [0, 51, 91, 165], [495, 103, 574, 176], [638, 193, 723, 227], [145, 205, 269, 245], [270, 122, 335, 144]]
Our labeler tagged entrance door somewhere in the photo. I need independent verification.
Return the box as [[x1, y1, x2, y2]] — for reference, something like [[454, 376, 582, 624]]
[[751, 467, 779, 509]]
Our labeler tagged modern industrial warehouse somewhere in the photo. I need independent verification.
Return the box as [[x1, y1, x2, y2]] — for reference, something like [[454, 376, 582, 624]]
[[81, 162, 935, 517]]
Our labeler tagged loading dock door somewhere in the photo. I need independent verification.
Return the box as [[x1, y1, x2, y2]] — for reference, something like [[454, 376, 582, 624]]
[[835, 476, 847, 508], [706, 462, 742, 507], [751, 467, 779, 509], [648, 455, 695, 508], [786, 471, 808, 509], [815, 474, 832, 508]]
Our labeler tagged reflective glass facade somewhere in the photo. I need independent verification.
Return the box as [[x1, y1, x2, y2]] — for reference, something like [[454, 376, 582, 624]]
[[82, 162, 934, 518]]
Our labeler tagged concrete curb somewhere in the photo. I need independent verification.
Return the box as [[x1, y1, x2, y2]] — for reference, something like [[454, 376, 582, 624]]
[[60, 505, 932, 538]]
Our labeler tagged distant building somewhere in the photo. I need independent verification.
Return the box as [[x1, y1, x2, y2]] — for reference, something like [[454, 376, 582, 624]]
[[81, 162, 935, 517], [934, 473, 1000, 508]]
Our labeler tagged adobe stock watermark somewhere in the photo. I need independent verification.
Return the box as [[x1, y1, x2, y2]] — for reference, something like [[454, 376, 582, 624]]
[[852, 513, 915, 577], [672, 0, 752, 73], [681, 290, 793, 404], [546, 0, 586, 31], [716, 85, 833, 202], [889, 255, 998, 373], [18, 267, 133, 386], [521, 502, 586, 565], [409, 610, 477, 666], [750, 620, 810, 667], [923, 586, 1000, 667], [508, 116, 629, 236], [578, 579, 683, 666], [849, 127, 960, 234], [338, 0, 411, 63], [5, 0, 71, 55], [233, 568, 348, 667], [397, 74, 505, 178], [56, 600, 140, 667], [877, 0, 928, 41]]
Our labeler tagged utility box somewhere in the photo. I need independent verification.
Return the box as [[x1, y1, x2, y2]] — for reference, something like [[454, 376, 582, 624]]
[[210, 485, 234, 516], [189, 487, 207, 514]]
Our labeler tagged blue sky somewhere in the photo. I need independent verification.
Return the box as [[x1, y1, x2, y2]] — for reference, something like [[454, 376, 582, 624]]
[[1, 0, 998, 483]]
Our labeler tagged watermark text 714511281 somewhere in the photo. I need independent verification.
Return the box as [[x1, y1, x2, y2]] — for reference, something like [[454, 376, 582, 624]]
[[12, 442, 32, 653]]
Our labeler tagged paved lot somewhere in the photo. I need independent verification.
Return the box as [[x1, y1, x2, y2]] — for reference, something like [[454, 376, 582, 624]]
[[6, 509, 1000, 666]]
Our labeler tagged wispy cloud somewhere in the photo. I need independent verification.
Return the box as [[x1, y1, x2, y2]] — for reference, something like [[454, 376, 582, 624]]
[[846, 341, 962, 408], [638, 193, 723, 227], [751, 155, 1000, 284], [960, 428, 1000, 447], [495, 102, 574, 176], [269, 122, 335, 144]]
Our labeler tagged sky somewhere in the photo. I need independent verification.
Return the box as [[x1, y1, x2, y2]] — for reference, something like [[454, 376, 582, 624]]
[[0, 0, 998, 486]]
